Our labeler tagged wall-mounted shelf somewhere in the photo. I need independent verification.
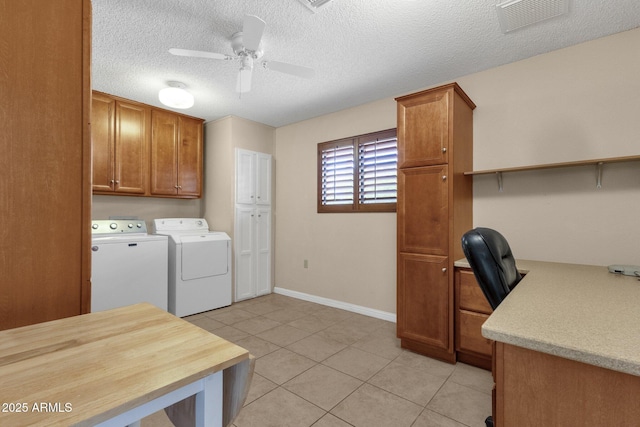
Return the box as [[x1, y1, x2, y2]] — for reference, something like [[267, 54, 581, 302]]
[[464, 155, 640, 191]]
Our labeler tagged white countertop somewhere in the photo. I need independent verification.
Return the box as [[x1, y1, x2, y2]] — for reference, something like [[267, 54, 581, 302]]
[[455, 259, 640, 376]]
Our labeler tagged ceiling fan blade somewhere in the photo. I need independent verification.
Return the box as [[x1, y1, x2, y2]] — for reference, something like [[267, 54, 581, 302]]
[[169, 48, 230, 60], [264, 60, 315, 79], [236, 68, 253, 93], [242, 15, 266, 51]]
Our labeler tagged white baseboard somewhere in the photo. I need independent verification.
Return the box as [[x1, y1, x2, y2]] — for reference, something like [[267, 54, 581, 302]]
[[273, 287, 397, 323]]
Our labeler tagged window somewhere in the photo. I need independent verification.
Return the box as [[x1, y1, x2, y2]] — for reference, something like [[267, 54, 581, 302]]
[[318, 129, 397, 213]]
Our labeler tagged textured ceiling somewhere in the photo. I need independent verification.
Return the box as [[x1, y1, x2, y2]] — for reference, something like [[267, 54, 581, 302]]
[[92, 0, 640, 127]]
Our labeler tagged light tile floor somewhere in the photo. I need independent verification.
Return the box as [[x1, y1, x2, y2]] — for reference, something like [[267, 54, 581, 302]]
[[141, 293, 492, 427]]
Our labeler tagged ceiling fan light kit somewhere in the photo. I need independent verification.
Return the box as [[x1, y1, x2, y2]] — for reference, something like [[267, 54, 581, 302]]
[[158, 81, 195, 109], [169, 14, 315, 94]]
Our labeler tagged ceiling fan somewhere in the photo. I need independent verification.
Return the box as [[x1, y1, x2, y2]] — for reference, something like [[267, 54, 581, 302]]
[[169, 15, 315, 93]]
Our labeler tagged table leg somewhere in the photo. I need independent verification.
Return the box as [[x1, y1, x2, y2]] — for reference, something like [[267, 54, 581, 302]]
[[195, 371, 223, 427]]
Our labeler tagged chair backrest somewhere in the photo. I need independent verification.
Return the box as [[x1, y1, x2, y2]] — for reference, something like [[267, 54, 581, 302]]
[[461, 227, 522, 310]]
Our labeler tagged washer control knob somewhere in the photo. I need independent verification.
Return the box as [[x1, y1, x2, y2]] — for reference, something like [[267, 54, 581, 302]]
[[128, 223, 134, 228], [91, 223, 98, 230], [137, 223, 143, 228], [109, 223, 117, 230]]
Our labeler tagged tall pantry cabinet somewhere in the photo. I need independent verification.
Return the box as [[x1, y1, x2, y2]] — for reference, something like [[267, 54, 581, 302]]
[[396, 83, 475, 363], [0, 0, 92, 330], [235, 149, 272, 301]]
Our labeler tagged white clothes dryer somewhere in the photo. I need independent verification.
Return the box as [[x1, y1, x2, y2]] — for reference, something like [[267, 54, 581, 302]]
[[153, 218, 232, 317]]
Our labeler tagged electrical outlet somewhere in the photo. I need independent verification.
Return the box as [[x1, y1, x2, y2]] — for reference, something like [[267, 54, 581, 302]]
[[304, 259, 308, 268]]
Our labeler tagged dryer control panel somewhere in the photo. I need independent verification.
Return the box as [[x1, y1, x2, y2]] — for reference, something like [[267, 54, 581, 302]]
[[153, 218, 209, 233]]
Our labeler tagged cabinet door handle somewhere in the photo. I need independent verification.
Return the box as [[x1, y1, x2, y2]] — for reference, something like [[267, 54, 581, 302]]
[[115, 180, 119, 185], [442, 175, 447, 181], [442, 147, 447, 153], [442, 268, 447, 273]]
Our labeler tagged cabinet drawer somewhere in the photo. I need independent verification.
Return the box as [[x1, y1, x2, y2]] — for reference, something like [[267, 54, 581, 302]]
[[458, 310, 492, 357], [458, 269, 492, 315]]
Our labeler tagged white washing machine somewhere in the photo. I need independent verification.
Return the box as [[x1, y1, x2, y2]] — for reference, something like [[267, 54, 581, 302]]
[[153, 218, 232, 317], [91, 219, 168, 312]]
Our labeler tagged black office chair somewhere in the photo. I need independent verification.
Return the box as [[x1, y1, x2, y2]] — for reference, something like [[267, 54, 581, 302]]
[[460, 227, 523, 427]]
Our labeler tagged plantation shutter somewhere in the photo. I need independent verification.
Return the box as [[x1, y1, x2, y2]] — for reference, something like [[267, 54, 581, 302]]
[[319, 139, 355, 208], [358, 131, 398, 205]]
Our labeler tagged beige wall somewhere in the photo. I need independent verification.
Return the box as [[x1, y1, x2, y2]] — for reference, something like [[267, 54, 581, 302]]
[[275, 99, 398, 313], [203, 115, 276, 296], [92, 195, 202, 230], [203, 115, 275, 235], [274, 27, 640, 315]]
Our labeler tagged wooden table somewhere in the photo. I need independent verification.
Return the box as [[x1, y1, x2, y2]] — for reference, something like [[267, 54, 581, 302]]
[[0, 303, 250, 426]]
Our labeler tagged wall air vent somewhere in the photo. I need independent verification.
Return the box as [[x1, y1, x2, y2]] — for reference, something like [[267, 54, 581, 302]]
[[496, 0, 569, 33], [297, 0, 334, 13]]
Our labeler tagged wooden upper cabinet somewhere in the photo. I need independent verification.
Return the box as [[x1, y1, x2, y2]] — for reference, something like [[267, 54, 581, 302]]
[[114, 101, 148, 193], [91, 91, 203, 199], [150, 109, 203, 198], [91, 91, 149, 195], [91, 93, 115, 192], [397, 84, 475, 169], [176, 116, 203, 197], [150, 109, 179, 196]]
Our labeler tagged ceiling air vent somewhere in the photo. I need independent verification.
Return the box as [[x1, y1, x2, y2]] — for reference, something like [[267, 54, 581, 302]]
[[496, 0, 569, 33], [297, 0, 334, 13]]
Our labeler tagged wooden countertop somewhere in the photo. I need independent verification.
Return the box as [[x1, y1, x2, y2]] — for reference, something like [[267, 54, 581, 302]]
[[0, 303, 249, 426], [455, 259, 640, 376]]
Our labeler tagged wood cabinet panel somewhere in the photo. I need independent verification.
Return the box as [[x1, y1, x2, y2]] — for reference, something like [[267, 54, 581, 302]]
[[92, 92, 149, 195], [114, 101, 147, 194], [151, 109, 179, 196], [495, 343, 640, 426], [0, 0, 91, 329], [150, 110, 203, 198], [457, 310, 492, 356], [458, 269, 492, 314], [397, 165, 449, 255], [397, 89, 449, 168], [455, 267, 493, 369], [397, 253, 450, 351], [176, 116, 202, 197], [91, 93, 115, 192]]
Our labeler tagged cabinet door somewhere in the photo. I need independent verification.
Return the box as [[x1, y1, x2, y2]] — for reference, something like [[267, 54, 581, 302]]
[[397, 165, 449, 255], [397, 253, 450, 351], [255, 208, 271, 296], [397, 88, 450, 168], [255, 153, 272, 205], [150, 109, 179, 196], [236, 149, 256, 204], [177, 116, 202, 197], [91, 93, 115, 192], [1, 0, 91, 329], [115, 101, 147, 194], [235, 206, 255, 301]]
